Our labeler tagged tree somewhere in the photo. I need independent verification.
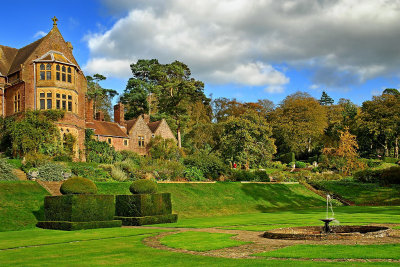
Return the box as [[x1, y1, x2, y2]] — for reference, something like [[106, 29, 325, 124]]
[[220, 110, 276, 168], [357, 94, 400, 157], [269, 92, 328, 155], [382, 88, 400, 96], [86, 74, 118, 121], [319, 91, 334, 105], [148, 136, 180, 160], [322, 128, 364, 175]]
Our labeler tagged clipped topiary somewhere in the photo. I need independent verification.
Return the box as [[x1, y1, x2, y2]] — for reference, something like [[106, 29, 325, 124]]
[[129, 179, 158, 194], [60, 177, 98, 195]]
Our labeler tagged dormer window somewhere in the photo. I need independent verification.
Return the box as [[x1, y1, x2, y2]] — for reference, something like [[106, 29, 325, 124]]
[[56, 65, 60, 80], [40, 64, 45, 80]]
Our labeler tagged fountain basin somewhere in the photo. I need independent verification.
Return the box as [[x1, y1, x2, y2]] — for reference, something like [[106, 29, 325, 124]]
[[263, 225, 390, 240]]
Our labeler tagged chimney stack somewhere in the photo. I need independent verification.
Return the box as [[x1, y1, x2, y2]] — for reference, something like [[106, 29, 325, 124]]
[[95, 111, 104, 121], [142, 114, 150, 124], [85, 97, 94, 122], [114, 103, 125, 124]]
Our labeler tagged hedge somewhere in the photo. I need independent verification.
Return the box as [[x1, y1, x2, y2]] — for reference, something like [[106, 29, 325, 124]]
[[231, 170, 269, 182], [278, 152, 295, 164], [60, 177, 98, 195], [114, 214, 178, 226], [115, 193, 172, 217], [130, 180, 158, 194], [36, 220, 122, 230], [354, 167, 400, 185], [44, 194, 115, 222]]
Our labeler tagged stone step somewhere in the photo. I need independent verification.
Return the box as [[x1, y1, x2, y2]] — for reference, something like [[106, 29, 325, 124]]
[[36, 180, 64, 196], [13, 169, 27, 181]]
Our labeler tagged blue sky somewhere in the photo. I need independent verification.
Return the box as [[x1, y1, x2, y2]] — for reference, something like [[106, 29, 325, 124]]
[[1, 0, 400, 106]]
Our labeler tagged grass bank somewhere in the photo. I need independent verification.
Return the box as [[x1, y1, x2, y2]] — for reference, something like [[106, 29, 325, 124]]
[[0, 181, 49, 232], [314, 181, 400, 205], [96, 182, 327, 218]]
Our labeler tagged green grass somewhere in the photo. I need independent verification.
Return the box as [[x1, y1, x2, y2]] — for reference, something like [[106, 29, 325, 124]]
[[152, 206, 400, 228], [0, 181, 49, 232], [0, 228, 397, 266], [96, 182, 327, 218], [315, 181, 400, 205], [160, 231, 250, 251], [256, 244, 400, 259]]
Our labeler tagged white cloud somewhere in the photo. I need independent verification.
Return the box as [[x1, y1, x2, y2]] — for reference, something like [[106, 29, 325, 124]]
[[87, 0, 400, 91], [84, 57, 133, 78], [34, 31, 46, 38]]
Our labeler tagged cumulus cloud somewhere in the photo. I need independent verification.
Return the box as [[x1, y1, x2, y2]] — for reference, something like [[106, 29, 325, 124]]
[[85, 0, 400, 91]]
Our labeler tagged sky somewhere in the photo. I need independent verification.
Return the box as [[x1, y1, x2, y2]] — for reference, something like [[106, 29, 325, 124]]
[[1, 0, 400, 106]]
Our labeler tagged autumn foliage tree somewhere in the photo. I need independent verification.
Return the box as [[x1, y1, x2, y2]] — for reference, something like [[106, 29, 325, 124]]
[[322, 128, 364, 175]]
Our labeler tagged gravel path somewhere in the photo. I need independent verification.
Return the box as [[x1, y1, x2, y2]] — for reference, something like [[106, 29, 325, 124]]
[[130, 225, 400, 261]]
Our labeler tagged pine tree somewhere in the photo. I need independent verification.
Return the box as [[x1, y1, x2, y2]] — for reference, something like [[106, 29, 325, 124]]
[[319, 91, 334, 105]]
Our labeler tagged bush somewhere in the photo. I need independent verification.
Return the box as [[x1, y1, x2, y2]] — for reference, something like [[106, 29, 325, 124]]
[[231, 169, 269, 182], [6, 158, 23, 169], [295, 161, 307, 168], [60, 177, 98, 195], [153, 160, 185, 181], [23, 152, 51, 172], [115, 159, 138, 178], [380, 167, 400, 185], [184, 167, 205, 181], [130, 179, 158, 194], [111, 166, 128, 182], [278, 152, 295, 164], [184, 152, 227, 180], [353, 169, 381, 183], [85, 129, 123, 164], [383, 157, 399, 164], [365, 159, 383, 168], [37, 162, 70, 181], [264, 161, 286, 169], [119, 150, 142, 165], [53, 154, 73, 162], [69, 162, 111, 181], [0, 159, 18, 181], [307, 155, 319, 164]]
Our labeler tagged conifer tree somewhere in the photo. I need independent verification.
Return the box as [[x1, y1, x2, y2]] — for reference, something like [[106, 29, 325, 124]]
[[319, 91, 334, 105]]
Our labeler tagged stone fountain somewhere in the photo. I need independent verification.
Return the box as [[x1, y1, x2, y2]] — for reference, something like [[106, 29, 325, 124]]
[[263, 194, 391, 240]]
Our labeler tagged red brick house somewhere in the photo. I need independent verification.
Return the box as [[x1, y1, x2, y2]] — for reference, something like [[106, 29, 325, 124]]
[[0, 17, 176, 158]]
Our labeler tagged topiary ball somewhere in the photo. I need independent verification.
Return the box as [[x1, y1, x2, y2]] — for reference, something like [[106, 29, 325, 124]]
[[60, 177, 98, 195], [129, 179, 158, 194]]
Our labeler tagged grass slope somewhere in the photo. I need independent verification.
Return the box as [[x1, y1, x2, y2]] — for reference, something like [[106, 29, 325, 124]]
[[0, 181, 49, 232], [0, 229, 397, 266], [96, 182, 327, 218], [160, 231, 250, 251], [315, 181, 400, 205], [256, 244, 400, 259]]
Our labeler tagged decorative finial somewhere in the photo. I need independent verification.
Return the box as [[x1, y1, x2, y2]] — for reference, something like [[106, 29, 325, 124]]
[[52, 16, 58, 26]]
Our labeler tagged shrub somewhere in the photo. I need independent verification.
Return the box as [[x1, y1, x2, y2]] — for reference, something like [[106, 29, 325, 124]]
[[6, 158, 23, 169], [69, 162, 111, 181], [184, 167, 205, 181], [307, 155, 319, 164], [153, 160, 185, 181], [184, 152, 227, 180], [53, 154, 73, 162], [60, 177, 98, 195], [23, 152, 51, 172], [383, 157, 399, 164], [115, 193, 172, 217], [253, 170, 270, 182], [85, 129, 123, 164], [380, 167, 400, 185], [231, 169, 269, 182], [295, 161, 307, 168], [111, 166, 128, 182], [364, 158, 383, 168], [0, 159, 18, 181], [115, 159, 138, 178], [37, 162, 70, 181], [130, 179, 158, 194], [264, 161, 286, 169], [353, 169, 381, 183], [119, 150, 142, 165], [278, 152, 295, 164]]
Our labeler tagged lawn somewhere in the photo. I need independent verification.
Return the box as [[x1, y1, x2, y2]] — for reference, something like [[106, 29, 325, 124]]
[[0, 228, 398, 266], [96, 182, 327, 218], [315, 181, 400, 205], [256, 244, 400, 259], [160, 231, 250, 251]]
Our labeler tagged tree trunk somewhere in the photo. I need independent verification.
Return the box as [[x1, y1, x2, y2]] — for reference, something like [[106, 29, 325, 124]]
[[177, 123, 182, 148], [396, 137, 399, 159], [307, 137, 312, 153]]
